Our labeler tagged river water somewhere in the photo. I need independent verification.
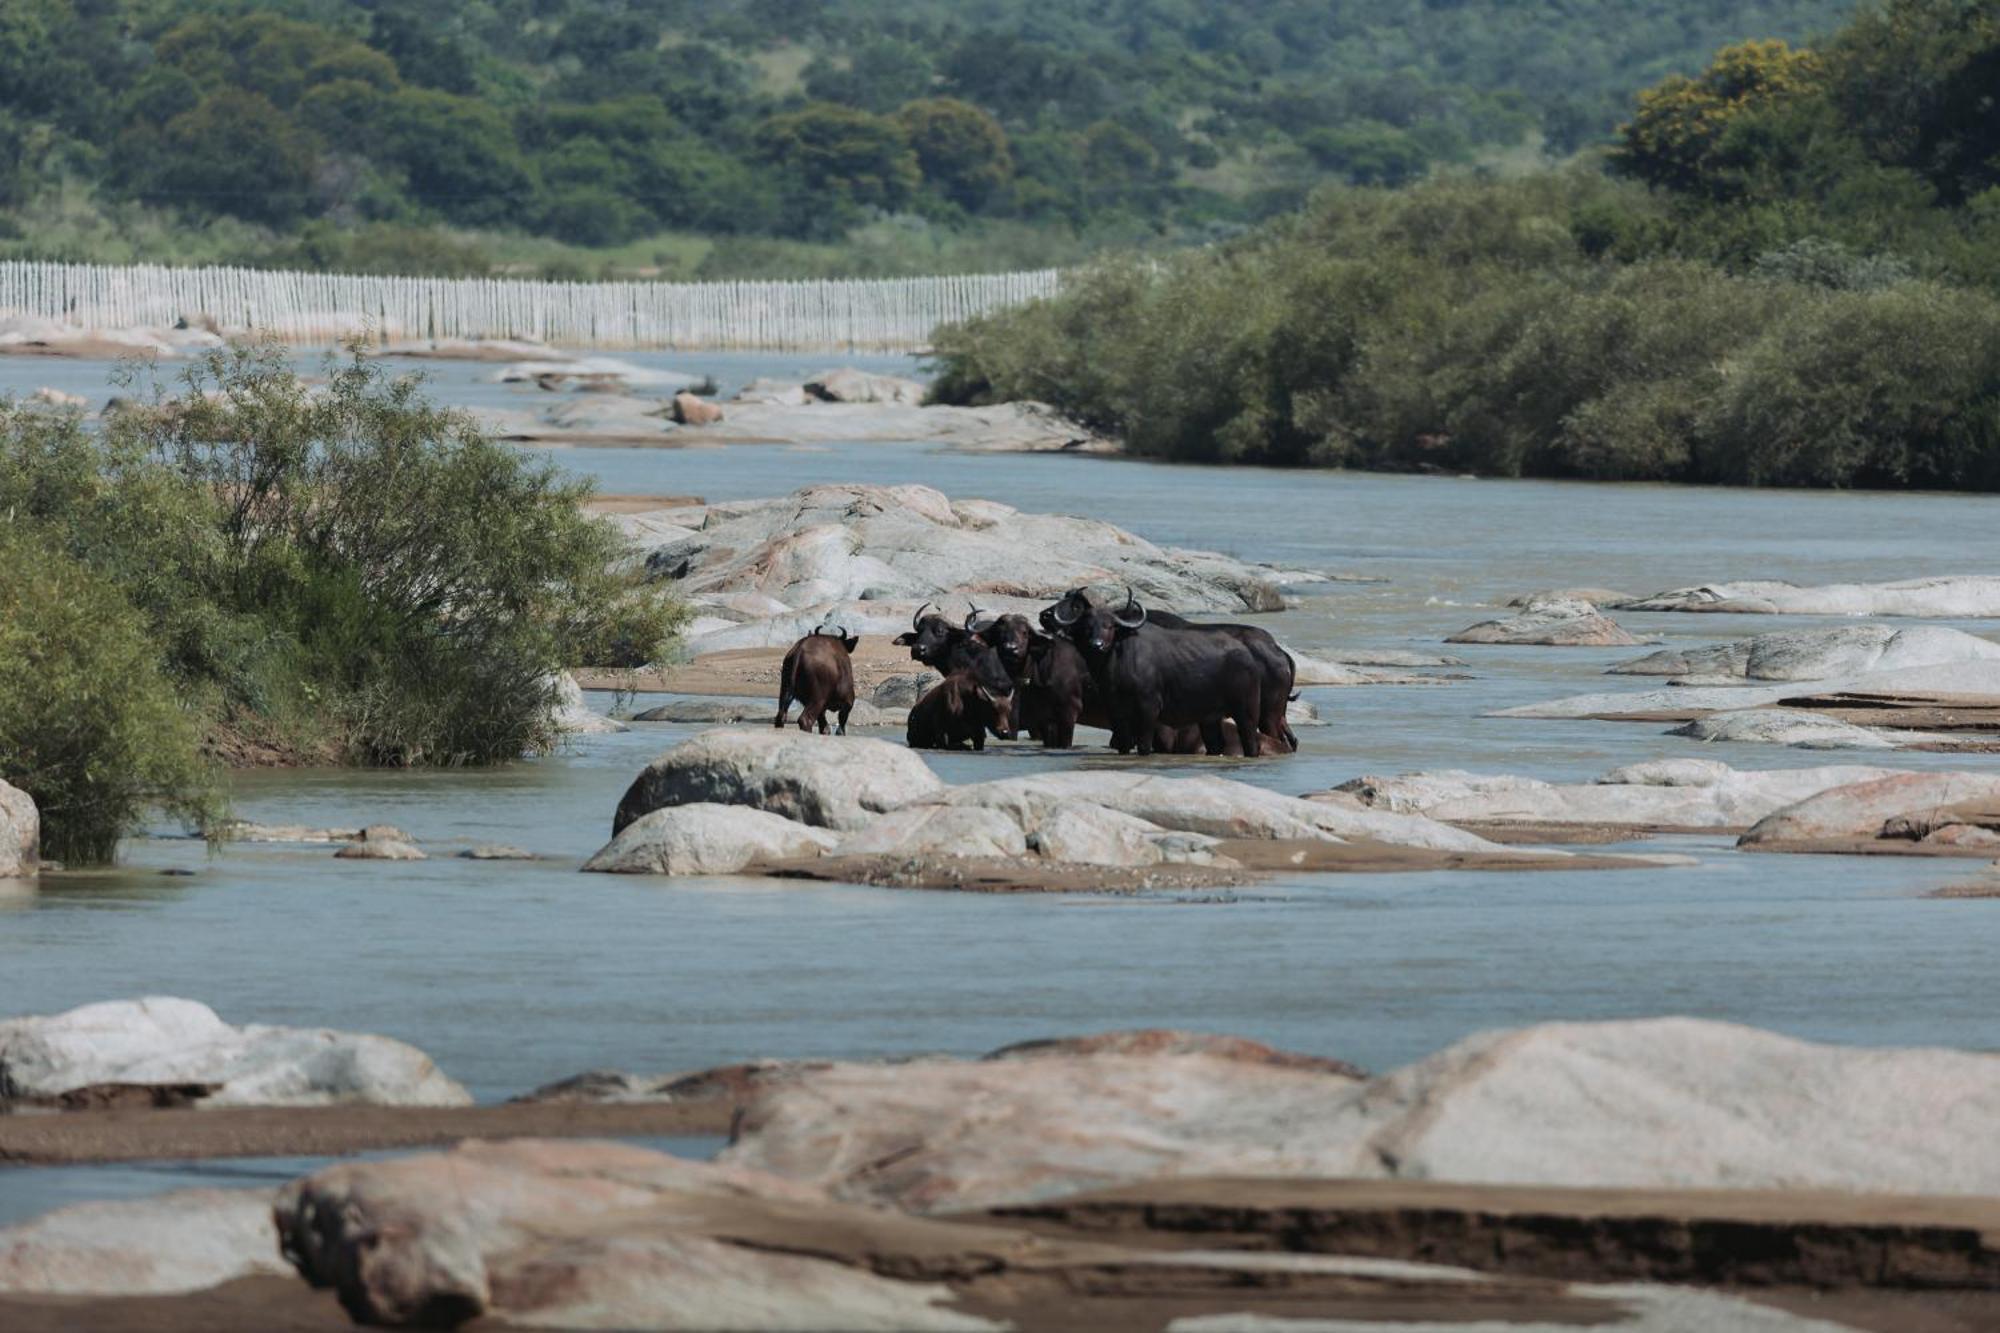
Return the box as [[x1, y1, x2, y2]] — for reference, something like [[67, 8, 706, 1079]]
[[2, 352, 1998, 1212]]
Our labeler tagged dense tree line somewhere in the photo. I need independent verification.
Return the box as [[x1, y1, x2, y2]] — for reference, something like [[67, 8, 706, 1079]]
[[930, 1, 2000, 491], [0, 0, 1852, 271]]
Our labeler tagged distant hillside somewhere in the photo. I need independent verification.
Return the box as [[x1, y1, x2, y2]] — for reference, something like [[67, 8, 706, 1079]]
[[0, 0, 1854, 275]]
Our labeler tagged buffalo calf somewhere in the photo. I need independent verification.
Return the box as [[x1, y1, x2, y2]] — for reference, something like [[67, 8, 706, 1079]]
[[907, 671, 1016, 751]]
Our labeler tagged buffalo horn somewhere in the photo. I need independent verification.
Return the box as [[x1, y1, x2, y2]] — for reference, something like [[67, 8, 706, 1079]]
[[1112, 587, 1148, 629], [912, 601, 937, 631]]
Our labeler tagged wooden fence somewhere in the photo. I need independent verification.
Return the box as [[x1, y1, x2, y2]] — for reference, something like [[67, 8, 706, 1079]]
[[0, 262, 1063, 351]]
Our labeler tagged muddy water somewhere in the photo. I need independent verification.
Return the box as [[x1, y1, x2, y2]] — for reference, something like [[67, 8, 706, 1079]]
[[3, 354, 1999, 1214]]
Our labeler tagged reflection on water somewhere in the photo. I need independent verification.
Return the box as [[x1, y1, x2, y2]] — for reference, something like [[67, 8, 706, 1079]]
[[1, 352, 1997, 1120]]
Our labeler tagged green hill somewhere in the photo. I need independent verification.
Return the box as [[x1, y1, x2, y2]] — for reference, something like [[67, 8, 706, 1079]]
[[0, 0, 1854, 276]]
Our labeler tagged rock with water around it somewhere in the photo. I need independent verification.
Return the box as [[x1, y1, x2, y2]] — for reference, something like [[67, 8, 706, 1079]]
[[671, 390, 725, 425], [1740, 771, 2000, 853], [333, 839, 426, 861], [804, 368, 926, 404], [1505, 587, 1633, 608], [1023, 803, 1228, 867], [611, 729, 943, 835], [274, 1138, 995, 1331], [0, 1189, 288, 1296], [870, 672, 938, 708], [1495, 657, 2000, 721], [29, 385, 86, 409], [637, 484, 1293, 618], [734, 376, 811, 406], [0, 314, 222, 360], [0, 780, 36, 878], [1610, 624, 2000, 681], [0, 997, 470, 1107], [583, 803, 839, 875], [1447, 598, 1651, 647], [1333, 759, 1902, 832], [1287, 652, 1448, 686], [829, 805, 1028, 860], [380, 337, 561, 362], [1619, 576, 2000, 618], [551, 671, 628, 736], [458, 844, 538, 860], [937, 771, 1500, 853], [724, 1018, 2000, 1212], [1668, 709, 1899, 749]]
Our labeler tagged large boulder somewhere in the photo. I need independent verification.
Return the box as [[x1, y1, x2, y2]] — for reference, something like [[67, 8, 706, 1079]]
[[0, 1190, 286, 1295], [803, 368, 926, 404], [1023, 803, 1226, 867], [637, 484, 1296, 617], [723, 1018, 2000, 1211], [612, 729, 943, 834], [829, 805, 1027, 860], [550, 671, 629, 736], [273, 1138, 993, 1331], [936, 771, 1500, 852], [1740, 771, 2000, 852], [1332, 760, 1902, 832], [584, 803, 839, 874], [671, 390, 724, 425], [1611, 624, 2000, 680], [1618, 576, 2000, 618], [0, 780, 35, 878], [0, 997, 470, 1108], [1447, 598, 1650, 647]]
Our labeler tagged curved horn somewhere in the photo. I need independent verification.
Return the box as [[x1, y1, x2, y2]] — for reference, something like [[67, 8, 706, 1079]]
[[964, 606, 985, 632], [913, 601, 937, 631], [1049, 598, 1082, 627], [1112, 593, 1148, 629]]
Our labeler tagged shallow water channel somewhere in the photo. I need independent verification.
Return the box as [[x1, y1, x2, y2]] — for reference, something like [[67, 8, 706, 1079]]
[[3, 351, 1999, 1217]]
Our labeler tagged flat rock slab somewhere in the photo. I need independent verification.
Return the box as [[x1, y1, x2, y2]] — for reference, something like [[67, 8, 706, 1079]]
[[1448, 599, 1652, 647], [0, 1188, 287, 1296], [1616, 575, 2000, 617], [1611, 624, 2000, 680], [764, 853, 1245, 894], [1740, 771, 2000, 855]]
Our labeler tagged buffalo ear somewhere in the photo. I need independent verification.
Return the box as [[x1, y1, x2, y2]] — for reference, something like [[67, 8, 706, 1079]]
[[892, 632, 915, 646], [841, 635, 859, 653]]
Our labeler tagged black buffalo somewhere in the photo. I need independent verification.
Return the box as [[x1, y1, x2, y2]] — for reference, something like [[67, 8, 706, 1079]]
[[1056, 594, 1265, 756], [893, 603, 1016, 700], [776, 626, 857, 734], [907, 671, 1016, 750], [975, 612, 1095, 748], [1043, 587, 1297, 751]]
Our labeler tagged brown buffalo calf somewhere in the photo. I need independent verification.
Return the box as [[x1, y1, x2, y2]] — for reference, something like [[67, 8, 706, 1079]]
[[907, 670, 1015, 751], [777, 628, 858, 734]]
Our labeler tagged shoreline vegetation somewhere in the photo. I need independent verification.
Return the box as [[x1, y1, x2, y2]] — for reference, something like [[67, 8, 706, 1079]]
[[928, 3, 2000, 491], [0, 343, 684, 865]]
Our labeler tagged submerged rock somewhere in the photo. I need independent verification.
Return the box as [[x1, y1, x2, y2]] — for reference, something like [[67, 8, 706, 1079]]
[[458, 844, 538, 860], [0, 997, 470, 1107], [0, 1189, 288, 1296], [1740, 771, 2000, 853], [1619, 575, 2000, 617], [333, 837, 427, 861], [613, 729, 943, 834], [273, 1138, 993, 1331], [1447, 597, 1651, 647], [0, 780, 36, 878], [1610, 624, 2000, 680], [724, 1017, 2000, 1211], [584, 803, 839, 875]]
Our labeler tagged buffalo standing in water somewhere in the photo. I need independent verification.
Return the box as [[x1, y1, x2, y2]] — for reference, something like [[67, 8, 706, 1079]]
[[907, 671, 1016, 750], [893, 603, 1016, 701], [1043, 586, 1298, 752], [974, 611, 1096, 748], [776, 625, 858, 734], [1056, 592, 1266, 756]]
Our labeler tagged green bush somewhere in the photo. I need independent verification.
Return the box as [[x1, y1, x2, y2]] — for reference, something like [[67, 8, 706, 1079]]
[[0, 527, 218, 865]]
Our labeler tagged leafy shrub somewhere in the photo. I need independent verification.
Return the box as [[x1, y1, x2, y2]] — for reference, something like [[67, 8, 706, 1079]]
[[0, 527, 218, 865]]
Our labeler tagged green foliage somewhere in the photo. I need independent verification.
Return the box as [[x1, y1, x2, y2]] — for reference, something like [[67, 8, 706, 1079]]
[[930, 173, 2000, 491], [0, 0, 1856, 262], [0, 512, 218, 866], [0, 349, 684, 861]]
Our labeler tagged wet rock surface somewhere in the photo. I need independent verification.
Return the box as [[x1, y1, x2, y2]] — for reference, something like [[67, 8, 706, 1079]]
[[584, 803, 840, 875], [1610, 624, 2000, 681], [0, 998, 471, 1109], [1448, 597, 1652, 647], [1616, 575, 2000, 617]]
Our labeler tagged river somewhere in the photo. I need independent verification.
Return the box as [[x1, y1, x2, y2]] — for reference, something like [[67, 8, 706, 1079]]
[[2, 351, 1997, 1214]]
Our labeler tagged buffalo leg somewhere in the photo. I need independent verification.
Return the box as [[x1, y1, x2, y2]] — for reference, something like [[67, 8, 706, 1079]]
[[1234, 703, 1262, 757], [1199, 719, 1226, 755], [836, 703, 852, 736], [775, 668, 795, 729]]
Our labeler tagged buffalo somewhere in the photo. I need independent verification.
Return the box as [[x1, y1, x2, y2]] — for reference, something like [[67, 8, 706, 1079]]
[[1043, 587, 1298, 751], [907, 670, 1016, 750], [776, 625, 859, 734], [973, 612, 1095, 748], [1054, 593, 1265, 756]]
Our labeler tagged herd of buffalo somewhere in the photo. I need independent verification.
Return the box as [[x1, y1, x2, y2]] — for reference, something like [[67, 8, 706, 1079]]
[[775, 587, 1298, 757]]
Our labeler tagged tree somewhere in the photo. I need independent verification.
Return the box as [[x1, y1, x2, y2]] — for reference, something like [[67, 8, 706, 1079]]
[[896, 98, 1011, 210], [380, 89, 533, 226], [1301, 121, 1430, 186], [752, 103, 920, 215], [1613, 39, 1827, 197], [144, 90, 315, 225]]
